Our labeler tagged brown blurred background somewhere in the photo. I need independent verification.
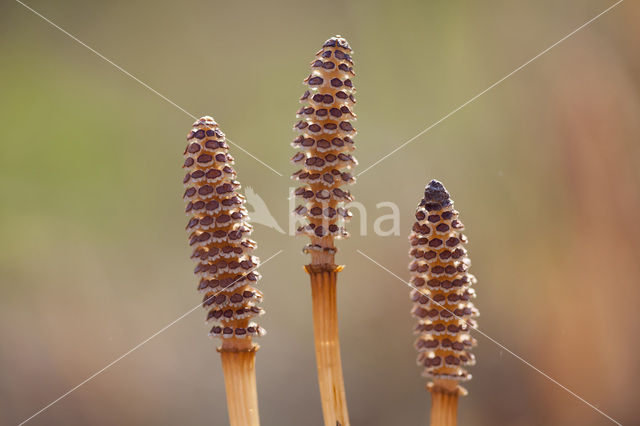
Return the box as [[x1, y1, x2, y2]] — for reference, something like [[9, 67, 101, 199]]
[[1, 0, 639, 425]]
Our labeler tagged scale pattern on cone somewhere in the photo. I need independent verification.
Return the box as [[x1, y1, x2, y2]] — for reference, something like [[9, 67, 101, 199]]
[[292, 35, 357, 255], [409, 180, 478, 381], [182, 116, 265, 341]]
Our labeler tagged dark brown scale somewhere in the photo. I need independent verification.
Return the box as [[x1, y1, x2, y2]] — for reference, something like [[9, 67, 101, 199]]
[[436, 223, 450, 232], [197, 154, 213, 164], [204, 140, 219, 150]]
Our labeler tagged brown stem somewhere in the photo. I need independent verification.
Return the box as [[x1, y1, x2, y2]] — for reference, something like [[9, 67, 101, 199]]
[[428, 380, 464, 426], [305, 264, 350, 426], [219, 343, 260, 426]]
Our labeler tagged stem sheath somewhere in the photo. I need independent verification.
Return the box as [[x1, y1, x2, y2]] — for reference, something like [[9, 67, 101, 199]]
[[220, 347, 260, 426], [428, 380, 462, 426], [306, 264, 350, 426]]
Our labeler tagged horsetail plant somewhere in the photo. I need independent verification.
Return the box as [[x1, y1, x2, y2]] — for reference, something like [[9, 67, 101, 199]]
[[291, 35, 357, 426], [183, 116, 264, 426], [409, 180, 479, 426]]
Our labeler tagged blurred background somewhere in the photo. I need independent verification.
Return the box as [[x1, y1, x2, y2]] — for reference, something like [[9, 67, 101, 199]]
[[1, 0, 639, 424]]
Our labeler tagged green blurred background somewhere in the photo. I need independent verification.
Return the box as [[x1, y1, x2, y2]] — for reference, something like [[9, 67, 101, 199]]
[[1, 0, 639, 424]]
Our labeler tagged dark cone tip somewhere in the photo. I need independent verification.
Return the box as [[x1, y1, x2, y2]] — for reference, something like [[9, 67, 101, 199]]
[[323, 35, 351, 50], [423, 180, 452, 209], [193, 116, 217, 127]]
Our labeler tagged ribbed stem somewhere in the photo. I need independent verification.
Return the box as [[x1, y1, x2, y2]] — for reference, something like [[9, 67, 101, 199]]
[[219, 349, 260, 426], [428, 380, 461, 426], [305, 264, 349, 426]]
